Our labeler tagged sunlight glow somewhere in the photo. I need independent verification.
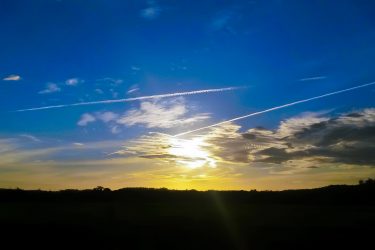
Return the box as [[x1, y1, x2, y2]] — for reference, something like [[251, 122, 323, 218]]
[[168, 137, 216, 169]]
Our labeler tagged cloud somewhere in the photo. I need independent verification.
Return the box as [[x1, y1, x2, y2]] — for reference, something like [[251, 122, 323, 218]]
[[0, 137, 124, 168], [116, 109, 375, 173], [38, 83, 61, 94], [243, 109, 375, 166], [96, 111, 119, 123], [3, 74, 21, 81], [95, 77, 123, 86], [1, 112, 373, 190], [140, 7, 161, 19], [131, 66, 141, 71], [77, 113, 96, 126], [109, 88, 119, 98], [19, 134, 41, 142], [95, 88, 104, 94], [211, 10, 239, 33], [299, 76, 327, 82], [76, 111, 120, 133], [16, 86, 242, 112], [127, 88, 139, 94], [65, 78, 82, 86], [127, 84, 139, 94], [212, 12, 232, 31], [276, 111, 331, 137], [110, 126, 121, 134], [113, 132, 217, 169], [174, 82, 375, 136], [117, 97, 210, 129], [140, 1, 161, 20]]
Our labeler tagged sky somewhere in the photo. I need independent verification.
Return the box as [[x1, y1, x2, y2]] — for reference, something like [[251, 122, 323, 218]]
[[0, 0, 374, 190]]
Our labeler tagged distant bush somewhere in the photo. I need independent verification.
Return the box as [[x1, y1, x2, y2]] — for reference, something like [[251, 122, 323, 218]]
[[93, 186, 111, 192], [359, 178, 375, 185]]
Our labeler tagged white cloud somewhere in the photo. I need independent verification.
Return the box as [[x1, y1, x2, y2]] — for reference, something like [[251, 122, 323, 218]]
[[115, 108, 375, 175], [77, 113, 96, 126], [76, 112, 120, 133], [127, 88, 139, 94], [96, 112, 119, 123], [65, 78, 81, 86], [38, 83, 61, 94], [116, 97, 210, 128], [141, 7, 161, 19], [131, 66, 140, 71], [277, 111, 330, 137], [127, 84, 139, 94], [3, 74, 21, 81], [140, 1, 161, 20], [110, 125, 121, 134]]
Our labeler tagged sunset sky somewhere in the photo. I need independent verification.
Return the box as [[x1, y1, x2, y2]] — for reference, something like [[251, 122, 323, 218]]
[[1, 0, 374, 190]]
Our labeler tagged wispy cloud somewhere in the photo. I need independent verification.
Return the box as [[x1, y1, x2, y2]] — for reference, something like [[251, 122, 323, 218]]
[[175, 82, 375, 137], [140, 1, 161, 20], [95, 88, 104, 94], [76, 98, 210, 131], [131, 66, 141, 71], [210, 10, 239, 33], [77, 113, 96, 126], [95, 77, 123, 86], [212, 12, 232, 31], [77, 111, 120, 134], [140, 7, 160, 19], [115, 108, 375, 174], [2, 107, 374, 190], [96, 111, 119, 123], [127, 88, 139, 94], [117, 97, 210, 129], [15, 86, 243, 112], [127, 84, 139, 94], [65, 78, 82, 86], [19, 134, 41, 142], [241, 108, 375, 168], [3, 74, 21, 81], [299, 76, 327, 82], [38, 83, 61, 94], [110, 126, 121, 134]]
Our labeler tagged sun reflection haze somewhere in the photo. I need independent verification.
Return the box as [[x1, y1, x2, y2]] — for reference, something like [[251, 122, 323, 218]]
[[167, 137, 217, 169]]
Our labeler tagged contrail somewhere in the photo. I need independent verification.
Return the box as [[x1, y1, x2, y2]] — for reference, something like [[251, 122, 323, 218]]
[[174, 81, 375, 137], [14, 86, 244, 112]]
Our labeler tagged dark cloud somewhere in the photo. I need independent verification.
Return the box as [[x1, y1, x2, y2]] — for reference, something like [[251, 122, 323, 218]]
[[243, 109, 375, 166], [116, 108, 375, 170]]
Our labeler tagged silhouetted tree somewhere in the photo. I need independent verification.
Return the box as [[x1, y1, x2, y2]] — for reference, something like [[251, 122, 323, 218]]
[[93, 186, 105, 191], [92, 186, 111, 192]]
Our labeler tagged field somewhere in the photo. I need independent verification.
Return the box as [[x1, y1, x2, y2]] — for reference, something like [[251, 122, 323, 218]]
[[0, 183, 374, 249]]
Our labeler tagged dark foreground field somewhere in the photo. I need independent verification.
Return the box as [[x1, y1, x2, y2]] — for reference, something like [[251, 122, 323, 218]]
[[1, 182, 374, 250]]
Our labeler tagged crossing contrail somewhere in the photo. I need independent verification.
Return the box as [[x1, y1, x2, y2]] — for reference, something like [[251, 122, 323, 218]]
[[174, 81, 375, 137], [14, 86, 244, 112]]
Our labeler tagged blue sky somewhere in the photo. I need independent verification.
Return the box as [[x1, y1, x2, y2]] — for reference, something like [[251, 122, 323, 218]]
[[0, 0, 374, 190]]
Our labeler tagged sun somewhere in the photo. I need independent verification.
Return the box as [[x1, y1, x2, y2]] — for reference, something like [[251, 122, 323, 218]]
[[167, 137, 216, 169]]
